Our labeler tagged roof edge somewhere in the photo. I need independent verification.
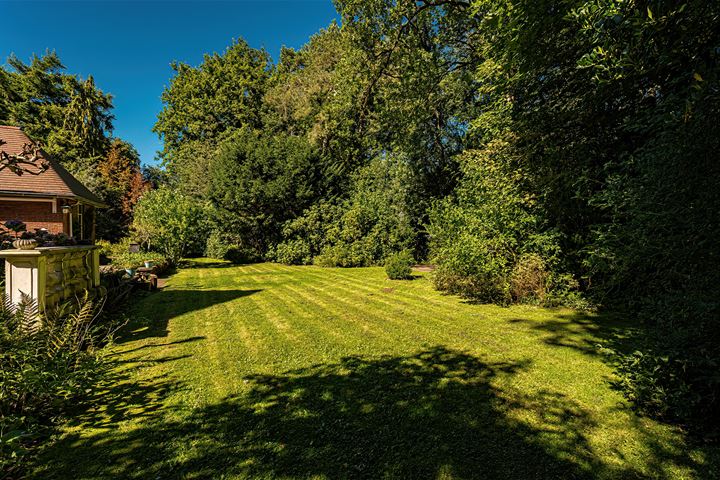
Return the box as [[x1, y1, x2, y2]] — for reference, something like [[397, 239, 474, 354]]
[[0, 190, 108, 208]]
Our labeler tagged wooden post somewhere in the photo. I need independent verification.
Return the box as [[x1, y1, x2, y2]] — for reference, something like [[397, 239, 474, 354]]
[[91, 206, 96, 243]]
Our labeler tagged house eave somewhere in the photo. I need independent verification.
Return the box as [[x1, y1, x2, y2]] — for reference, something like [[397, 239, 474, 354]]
[[0, 190, 107, 208]]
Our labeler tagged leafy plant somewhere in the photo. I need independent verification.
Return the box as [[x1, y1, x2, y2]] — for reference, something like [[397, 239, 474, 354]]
[[132, 186, 211, 265], [0, 292, 120, 475], [3, 220, 26, 238], [509, 254, 548, 304], [385, 250, 414, 280], [204, 230, 261, 264]]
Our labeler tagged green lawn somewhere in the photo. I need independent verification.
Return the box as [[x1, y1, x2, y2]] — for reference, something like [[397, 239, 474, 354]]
[[33, 261, 718, 479]]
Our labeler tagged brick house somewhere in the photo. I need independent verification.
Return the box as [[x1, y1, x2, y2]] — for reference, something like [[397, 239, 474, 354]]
[[0, 125, 105, 242]]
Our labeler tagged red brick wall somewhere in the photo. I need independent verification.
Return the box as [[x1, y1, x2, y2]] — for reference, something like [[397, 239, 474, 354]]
[[0, 199, 65, 234]]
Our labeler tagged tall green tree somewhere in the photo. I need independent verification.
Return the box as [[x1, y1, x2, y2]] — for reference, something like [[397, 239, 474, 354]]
[[154, 39, 271, 194], [208, 129, 321, 255], [1, 51, 147, 243], [0, 52, 113, 169], [264, 23, 368, 189]]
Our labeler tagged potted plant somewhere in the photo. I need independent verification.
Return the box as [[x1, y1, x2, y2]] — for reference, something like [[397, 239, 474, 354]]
[[118, 254, 139, 277], [4, 220, 36, 250]]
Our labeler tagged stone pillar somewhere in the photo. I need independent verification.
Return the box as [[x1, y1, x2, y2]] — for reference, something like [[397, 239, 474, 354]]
[[1, 245, 101, 312], [1, 250, 47, 310]]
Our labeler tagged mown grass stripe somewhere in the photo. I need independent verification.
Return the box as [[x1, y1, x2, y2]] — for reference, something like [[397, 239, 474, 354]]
[[288, 265, 480, 327], [284, 266, 487, 348]]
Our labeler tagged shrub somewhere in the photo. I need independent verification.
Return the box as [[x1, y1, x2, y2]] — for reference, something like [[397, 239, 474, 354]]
[[100, 238, 168, 271], [204, 231, 260, 264], [271, 201, 343, 265], [272, 239, 312, 265], [428, 149, 574, 305], [96, 239, 116, 265], [385, 250, 414, 280], [509, 254, 548, 303], [272, 155, 418, 268], [132, 186, 211, 265], [224, 246, 261, 265], [204, 230, 231, 260], [0, 293, 119, 475], [314, 244, 357, 268], [112, 251, 166, 271]]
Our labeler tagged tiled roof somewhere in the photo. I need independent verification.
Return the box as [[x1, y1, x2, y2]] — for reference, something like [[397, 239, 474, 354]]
[[0, 125, 105, 206]]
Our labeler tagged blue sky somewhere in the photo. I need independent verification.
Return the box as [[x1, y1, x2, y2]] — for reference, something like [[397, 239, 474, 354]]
[[0, 0, 339, 165]]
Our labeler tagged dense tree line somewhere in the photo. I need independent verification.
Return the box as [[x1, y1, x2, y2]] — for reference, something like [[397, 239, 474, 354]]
[[0, 53, 148, 239], [154, 0, 719, 433]]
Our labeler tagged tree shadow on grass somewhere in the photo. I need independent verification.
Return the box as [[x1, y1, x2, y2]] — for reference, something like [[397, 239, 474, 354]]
[[507, 309, 637, 359], [116, 288, 261, 344], [34, 346, 698, 479]]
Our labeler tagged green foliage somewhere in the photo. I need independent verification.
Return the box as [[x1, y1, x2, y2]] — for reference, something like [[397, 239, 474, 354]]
[[112, 251, 166, 271], [0, 53, 113, 169], [385, 250, 414, 280], [97, 237, 167, 271], [429, 149, 568, 304], [509, 254, 549, 304], [278, 155, 416, 267], [264, 23, 370, 185], [328, 155, 417, 263], [154, 39, 270, 186], [204, 230, 259, 264], [204, 230, 231, 261], [208, 129, 321, 257], [0, 293, 116, 475], [272, 239, 313, 266], [270, 201, 344, 265], [132, 187, 211, 265]]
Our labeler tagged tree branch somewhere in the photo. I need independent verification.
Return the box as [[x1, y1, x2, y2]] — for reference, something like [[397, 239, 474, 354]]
[[0, 139, 50, 176]]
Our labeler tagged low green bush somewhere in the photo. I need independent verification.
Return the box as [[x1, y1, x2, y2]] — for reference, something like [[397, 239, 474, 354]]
[[100, 238, 169, 272], [224, 246, 262, 265], [204, 230, 231, 261], [271, 201, 343, 265], [385, 250, 414, 280], [112, 251, 166, 271], [205, 231, 261, 264], [272, 239, 312, 265]]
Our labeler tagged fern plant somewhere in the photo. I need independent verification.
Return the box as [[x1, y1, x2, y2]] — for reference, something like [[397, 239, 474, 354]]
[[0, 291, 119, 474]]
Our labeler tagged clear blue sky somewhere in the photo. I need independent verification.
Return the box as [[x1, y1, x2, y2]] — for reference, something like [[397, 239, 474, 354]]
[[0, 0, 339, 165]]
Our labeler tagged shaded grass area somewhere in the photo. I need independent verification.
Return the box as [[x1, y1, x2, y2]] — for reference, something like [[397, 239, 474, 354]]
[[32, 261, 719, 479]]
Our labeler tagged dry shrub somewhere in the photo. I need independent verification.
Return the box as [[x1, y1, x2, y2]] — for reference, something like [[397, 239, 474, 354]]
[[510, 254, 548, 303]]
